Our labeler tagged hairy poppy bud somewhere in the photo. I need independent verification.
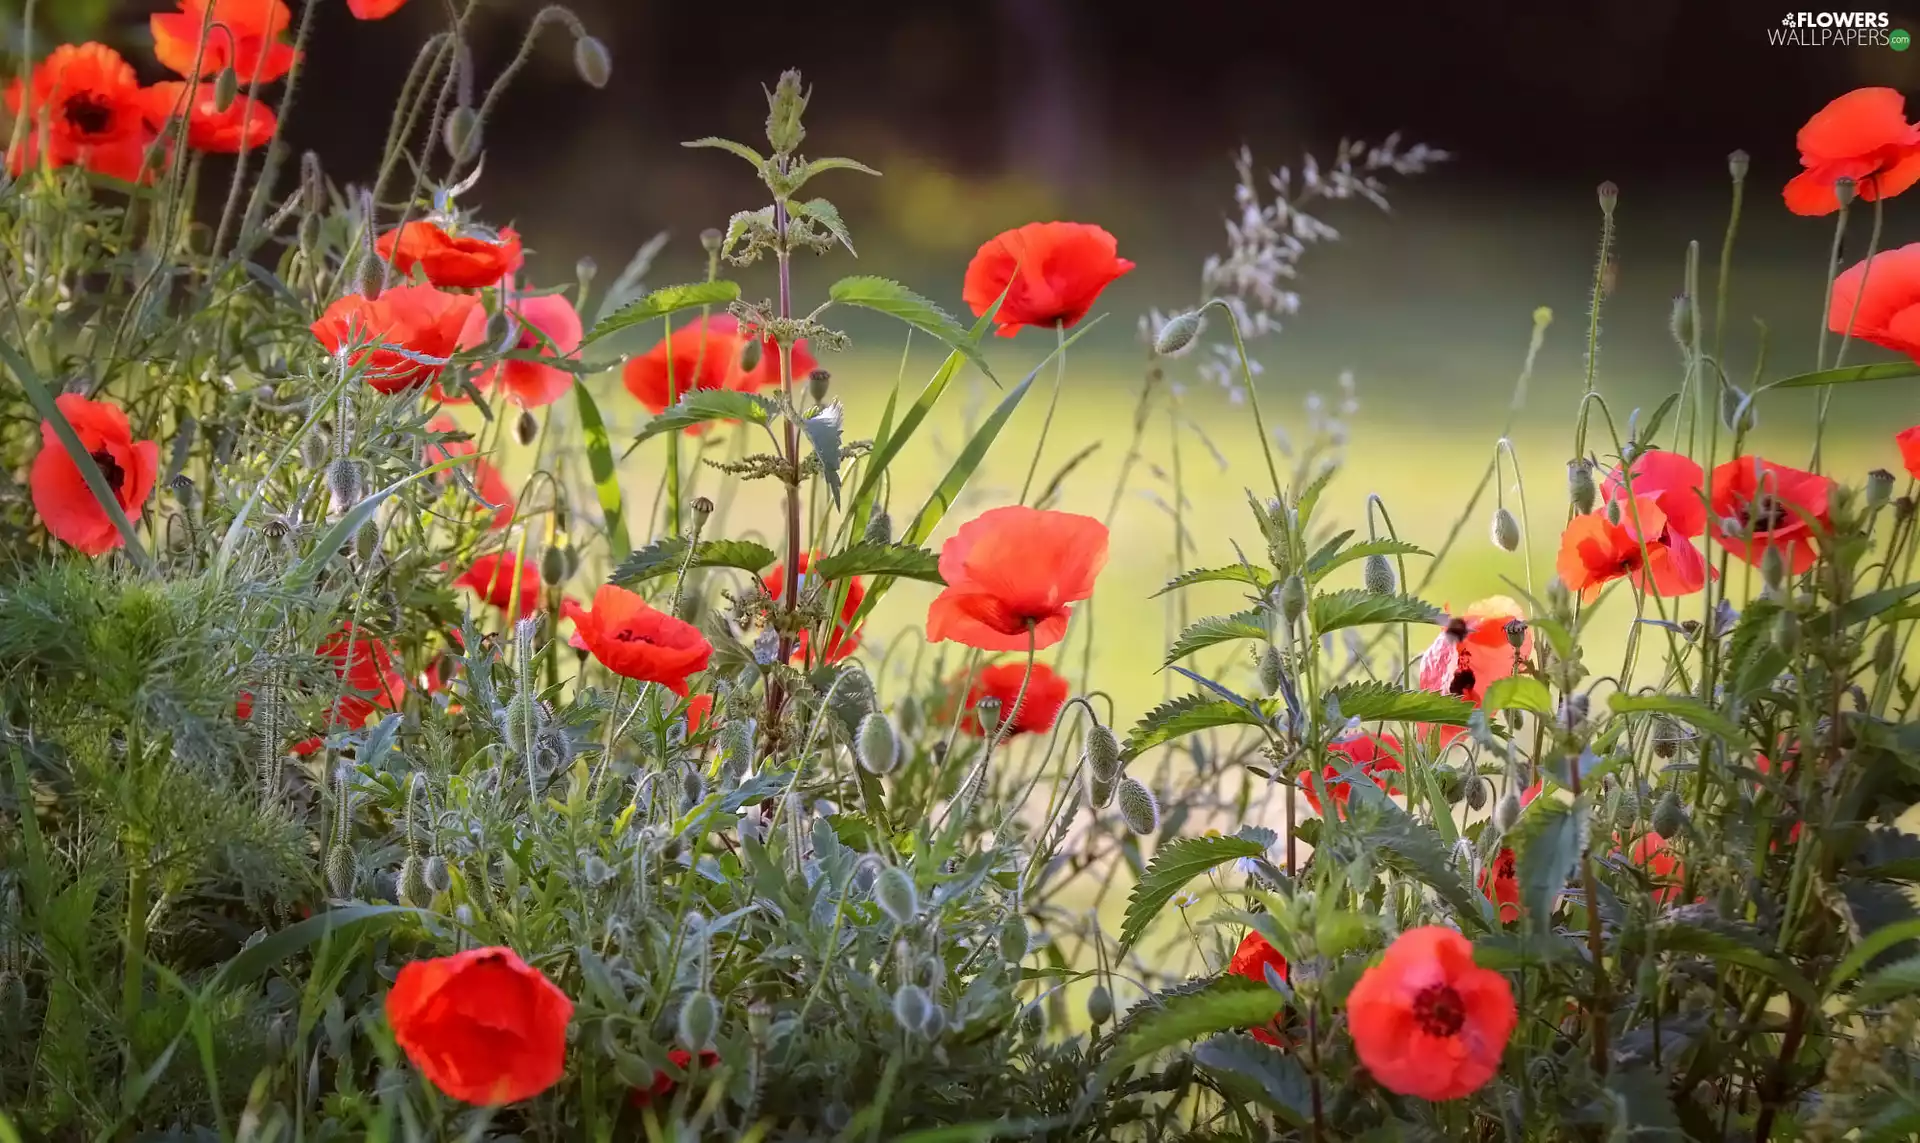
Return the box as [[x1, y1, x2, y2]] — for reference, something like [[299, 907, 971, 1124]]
[[1118, 777, 1160, 836], [1493, 790, 1522, 833], [1153, 310, 1202, 356], [424, 854, 451, 894], [765, 69, 808, 153], [212, 66, 239, 113], [875, 866, 917, 925], [857, 712, 900, 775], [1257, 644, 1284, 696], [677, 990, 718, 1051], [999, 916, 1029, 963], [975, 696, 1003, 740], [719, 717, 755, 765], [1773, 609, 1801, 655], [301, 150, 325, 215], [326, 458, 363, 513], [443, 105, 480, 162], [1568, 460, 1597, 515], [1276, 574, 1307, 626], [1465, 775, 1489, 811], [1605, 498, 1624, 525], [1720, 383, 1757, 435], [1083, 723, 1122, 785], [513, 407, 539, 446], [864, 509, 893, 545], [1669, 295, 1694, 352], [1834, 175, 1858, 207], [1761, 545, 1787, 593], [1653, 716, 1680, 758], [1491, 507, 1521, 553], [541, 542, 574, 585], [1652, 790, 1686, 838], [1597, 180, 1619, 216], [1087, 768, 1116, 810], [573, 35, 612, 89], [1728, 149, 1750, 182], [1361, 552, 1396, 595], [680, 767, 705, 808], [325, 845, 355, 899], [1086, 983, 1113, 1026], [1875, 628, 1897, 675], [808, 369, 832, 403], [892, 983, 931, 1033], [738, 337, 763, 374], [399, 855, 432, 907], [1866, 469, 1896, 511]]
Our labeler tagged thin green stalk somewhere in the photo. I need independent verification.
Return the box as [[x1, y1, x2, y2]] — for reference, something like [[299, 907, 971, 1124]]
[[1017, 322, 1069, 505], [1813, 192, 1881, 470], [1199, 299, 1283, 501]]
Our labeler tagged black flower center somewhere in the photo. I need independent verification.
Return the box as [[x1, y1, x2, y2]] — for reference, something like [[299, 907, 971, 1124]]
[[1412, 983, 1466, 1038], [1745, 493, 1789, 533], [1448, 666, 1475, 698], [62, 94, 115, 139], [612, 629, 656, 645], [89, 447, 127, 496]]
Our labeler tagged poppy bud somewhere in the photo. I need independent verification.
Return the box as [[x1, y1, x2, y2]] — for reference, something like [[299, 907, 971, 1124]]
[[863, 509, 893, 545], [1493, 790, 1522, 833], [573, 34, 612, 89], [1728, 149, 1750, 183], [1605, 498, 1624, 525], [326, 458, 363, 513], [1465, 775, 1489, 811], [1361, 553, 1396, 595], [325, 845, 355, 899], [1875, 628, 1897, 675], [1720, 383, 1757, 435], [875, 866, 917, 925], [424, 854, 451, 894], [1504, 619, 1527, 650], [892, 983, 932, 1033], [1276, 574, 1307, 626], [505, 407, 536, 446], [1834, 175, 1858, 207], [1773, 609, 1801, 655], [1083, 723, 1122, 784], [300, 428, 329, 471], [1669, 294, 1694, 351], [1761, 545, 1787, 593], [1153, 310, 1202, 356], [680, 767, 705, 808], [975, 697, 1003, 740], [738, 337, 763, 374], [399, 855, 432, 907], [677, 990, 719, 1051], [765, 69, 809, 153], [1086, 983, 1113, 1026], [856, 712, 900, 775], [1018, 1002, 1043, 1039], [541, 542, 574, 585], [1088, 769, 1116, 810], [1652, 790, 1686, 838], [212, 67, 239, 114], [1257, 643, 1284, 696], [719, 717, 755, 765], [808, 369, 832, 403], [1490, 507, 1521, 553], [1597, 180, 1619, 217], [1652, 716, 1680, 758], [444, 105, 480, 162], [301, 151, 325, 216], [999, 916, 1029, 963], [1866, 469, 1896, 511], [1546, 576, 1571, 613], [1117, 777, 1160, 836], [1568, 460, 1597, 515]]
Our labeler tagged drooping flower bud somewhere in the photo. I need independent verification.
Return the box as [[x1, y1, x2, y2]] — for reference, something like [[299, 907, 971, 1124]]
[[424, 854, 451, 894], [1568, 460, 1597, 515], [1465, 775, 1489, 811], [857, 712, 900, 775], [1083, 723, 1122, 785], [1605, 498, 1624, 525], [1257, 644, 1284, 696], [677, 990, 718, 1051], [1276, 574, 1307, 626], [1720, 383, 1757, 435], [875, 866, 917, 925], [541, 542, 575, 585], [1361, 553, 1396, 595], [1117, 777, 1160, 836], [1086, 983, 1113, 1026], [1761, 545, 1787, 593], [1669, 294, 1694, 352], [1773, 609, 1801, 655], [892, 983, 932, 1034], [443, 105, 480, 162], [212, 67, 239, 113], [572, 35, 612, 89], [399, 855, 432, 907], [326, 458, 363, 514], [1651, 790, 1686, 838], [680, 767, 705, 808], [1153, 310, 1203, 356], [325, 845, 355, 899], [1491, 507, 1521, 552], [1493, 790, 1522, 833]]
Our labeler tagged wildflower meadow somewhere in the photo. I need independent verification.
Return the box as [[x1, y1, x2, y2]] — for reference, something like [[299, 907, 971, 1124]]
[[4, 4, 1920, 1141]]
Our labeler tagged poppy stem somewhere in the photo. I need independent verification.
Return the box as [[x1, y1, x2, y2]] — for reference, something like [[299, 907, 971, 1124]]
[[1812, 189, 1880, 472], [1199, 299, 1283, 502], [767, 182, 803, 758], [1015, 323, 1069, 506]]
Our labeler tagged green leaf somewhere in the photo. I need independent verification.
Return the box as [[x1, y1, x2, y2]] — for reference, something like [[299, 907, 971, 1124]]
[[793, 197, 855, 255], [1309, 589, 1446, 633], [1515, 798, 1588, 925], [811, 543, 943, 584], [1354, 809, 1492, 932], [1104, 980, 1287, 1075], [1772, 360, 1920, 389], [284, 455, 473, 593], [797, 155, 883, 183], [721, 207, 775, 261], [848, 347, 962, 542], [1121, 834, 1269, 949], [573, 383, 629, 561], [1325, 680, 1474, 726], [1608, 692, 1744, 744], [828, 275, 992, 380], [609, 537, 778, 585], [1652, 921, 1820, 1007], [1482, 675, 1554, 716], [1153, 564, 1274, 597], [1164, 608, 1271, 666], [1811, 583, 1920, 637], [0, 340, 150, 568], [632, 389, 776, 445], [581, 280, 742, 348], [1830, 919, 1920, 993], [1635, 392, 1682, 448], [1855, 955, 1920, 1006], [214, 905, 424, 991], [1191, 1037, 1312, 1125], [1306, 538, 1430, 582], [681, 135, 766, 167], [1123, 695, 1270, 761]]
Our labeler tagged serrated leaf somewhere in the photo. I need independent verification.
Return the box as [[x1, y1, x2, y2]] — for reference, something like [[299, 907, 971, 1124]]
[[1515, 798, 1587, 925], [632, 389, 776, 445], [582, 280, 743, 347], [1104, 980, 1287, 1075], [1652, 920, 1819, 1007], [1351, 807, 1492, 931], [573, 383, 629, 560], [1120, 834, 1269, 949], [1306, 538, 1430, 582], [1608, 693, 1744, 744], [1324, 680, 1473, 726], [722, 207, 775, 261], [829, 275, 991, 380], [1164, 608, 1271, 667], [1604, 1067, 1684, 1141], [1309, 589, 1446, 633], [1773, 360, 1920, 389], [1191, 1036, 1312, 1125], [1482, 675, 1554, 716], [794, 197, 855, 255], [682, 135, 767, 167], [609, 537, 777, 585], [797, 155, 882, 183], [801, 400, 845, 506], [1153, 564, 1274, 597], [1123, 695, 1269, 761], [811, 543, 943, 584]]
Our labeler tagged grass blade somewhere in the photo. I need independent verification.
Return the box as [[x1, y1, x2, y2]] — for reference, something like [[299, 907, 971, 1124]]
[[575, 381, 630, 561]]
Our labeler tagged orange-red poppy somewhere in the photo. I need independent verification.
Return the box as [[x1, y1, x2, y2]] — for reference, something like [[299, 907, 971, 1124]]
[[349, 0, 412, 17], [685, 693, 713, 735], [1830, 243, 1920, 363], [1708, 456, 1833, 575], [1556, 498, 1699, 603], [1899, 426, 1920, 480], [1345, 926, 1516, 1101], [376, 222, 523, 291], [1227, 930, 1291, 1047], [564, 585, 713, 694], [423, 415, 517, 530], [386, 947, 571, 1106], [1479, 781, 1542, 924], [1626, 831, 1685, 904], [1302, 734, 1404, 815], [151, 0, 299, 84], [620, 316, 816, 428], [1783, 87, 1920, 216], [956, 661, 1070, 737], [455, 554, 541, 622], [6, 44, 159, 183], [962, 221, 1134, 337], [143, 81, 275, 153], [629, 1048, 720, 1108], [764, 554, 864, 664], [1601, 449, 1706, 538], [1415, 596, 1530, 706], [30, 394, 159, 556], [474, 290, 582, 408], [312, 285, 482, 395], [926, 506, 1109, 652], [317, 625, 406, 718]]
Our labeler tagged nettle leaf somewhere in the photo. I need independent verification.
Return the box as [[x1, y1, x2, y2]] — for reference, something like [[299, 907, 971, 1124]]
[[582, 280, 742, 347], [1191, 1036, 1312, 1125], [1604, 1067, 1685, 1140], [1104, 978, 1287, 1075], [1309, 590, 1445, 633], [1165, 608, 1271, 667], [610, 537, 777, 585], [1653, 920, 1819, 1006], [1121, 833, 1270, 949], [1850, 953, 1920, 1007], [1153, 564, 1273, 597], [1608, 692, 1744, 744], [1123, 695, 1269, 761], [632, 390, 776, 445], [1482, 675, 1554, 716], [722, 207, 776, 260], [1515, 797, 1588, 925], [794, 197, 855, 255], [1306, 538, 1430, 582], [801, 400, 846, 506], [811, 543, 942, 584], [682, 135, 767, 167], [1324, 680, 1473, 726], [1353, 808, 1492, 931], [828, 275, 993, 380]]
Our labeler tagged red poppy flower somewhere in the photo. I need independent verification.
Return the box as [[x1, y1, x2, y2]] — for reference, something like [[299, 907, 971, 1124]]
[[6, 44, 159, 183], [926, 506, 1109, 652], [629, 1048, 720, 1108], [962, 222, 1134, 337], [1708, 457, 1833, 575], [1899, 426, 1920, 480], [1829, 243, 1920, 362], [621, 316, 813, 429], [151, 0, 299, 84], [473, 290, 583, 408], [1783, 87, 1920, 217], [1228, 930, 1291, 1046], [764, 554, 864, 663], [1555, 498, 1700, 602], [386, 946, 572, 1106], [349, 0, 411, 18], [957, 661, 1070, 737], [376, 222, 523, 291], [142, 81, 275, 153], [313, 285, 482, 395], [564, 585, 713, 694], [685, 694, 713, 735], [1346, 926, 1516, 1101], [1415, 596, 1530, 707], [455, 554, 541, 622], [317, 625, 406, 713], [1302, 734, 1404, 815], [1626, 831, 1684, 904], [1602, 449, 1706, 538], [30, 394, 160, 556], [1478, 782, 1542, 924]]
